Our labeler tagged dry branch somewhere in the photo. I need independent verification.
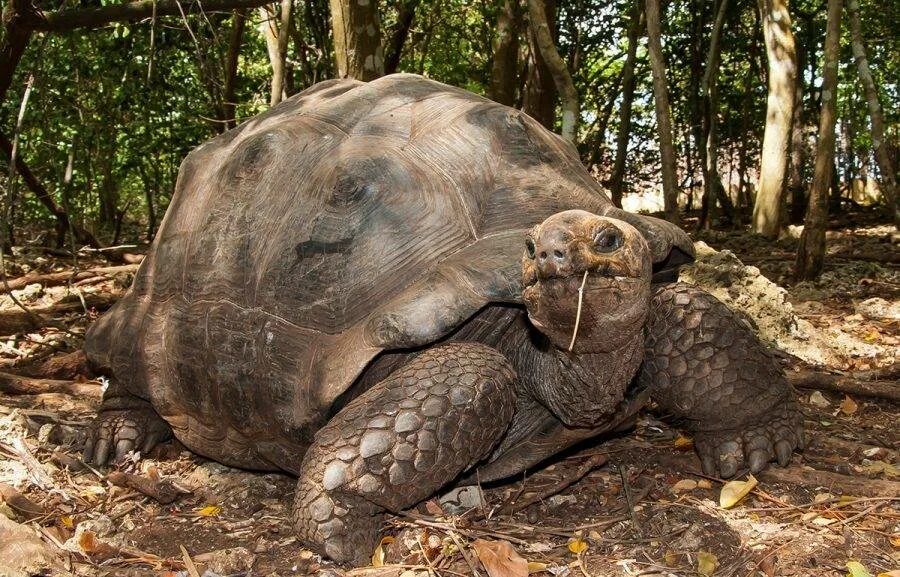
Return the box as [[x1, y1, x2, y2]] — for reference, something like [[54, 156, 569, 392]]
[[502, 454, 608, 514], [760, 466, 900, 497], [21, 0, 275, 32], [108, 470, 191, 504], [0, 371, 101, 397], [786, 370, 900, 402], [3, 264, 138, 292], [0, 291, 121, 335]]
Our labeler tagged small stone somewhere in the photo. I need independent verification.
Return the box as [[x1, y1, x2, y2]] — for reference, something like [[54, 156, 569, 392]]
[[808, 391, 830, 408], [194, 546, 256, 575], [439, 485, 483, 514]]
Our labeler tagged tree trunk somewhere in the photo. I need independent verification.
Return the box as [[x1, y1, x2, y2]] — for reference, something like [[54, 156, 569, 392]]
[[846, 0, 899, 226], [222, 8, 247, 129], [794, 0, 840, 281], [259, 0, 292, 106], [329, 0, 384, 81], [384, 0, 419, 74], [527, 0, 577, 141], [0, 0, 33, 107], [523, 0, 556, 130], [788, 34, 806, 223], [0, 133, 100, 248], [608, 1, 643, 207], [699, 0, 730, 229], [687, 0, 707, 214], [752, 0, 797, 238], [489, 0, 521, 106], [644, 0, 680, 224]]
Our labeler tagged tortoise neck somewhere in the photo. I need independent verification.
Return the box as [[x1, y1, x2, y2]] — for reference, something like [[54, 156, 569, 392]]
[[518, 328, 645, 428]]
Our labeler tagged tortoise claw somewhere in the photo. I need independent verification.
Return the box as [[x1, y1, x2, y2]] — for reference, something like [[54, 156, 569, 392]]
[[693, 403, 803, 479], [83, 406, 172, 467]]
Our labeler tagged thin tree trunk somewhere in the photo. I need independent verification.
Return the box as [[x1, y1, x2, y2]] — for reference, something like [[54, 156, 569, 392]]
[[527, 0, 578, 141], [259, 0, 292, 106], [329, 0, 384, 81], [0, 0, 33, 107], [523, 0, 557, 130], [752, 0, 797, 238], [788, 33, 806, 223], [794, 0, 841, 280], [688, 0, 707, 218], [644, 0, 680, 224], [699, 0, 730, 229], [489, 0, 521, 106], [222, 8, 247, 129], [846, 0, 899, 225], [608, 1, 643, 207], [384, 0, 419, 74]]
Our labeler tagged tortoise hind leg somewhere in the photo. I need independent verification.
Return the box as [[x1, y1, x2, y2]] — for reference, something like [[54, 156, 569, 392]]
[[293, 342, 517, 565], [640, 283, 803, 478]]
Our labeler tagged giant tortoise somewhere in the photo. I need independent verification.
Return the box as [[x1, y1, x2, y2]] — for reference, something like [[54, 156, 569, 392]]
[[83, 73, 802, 564]]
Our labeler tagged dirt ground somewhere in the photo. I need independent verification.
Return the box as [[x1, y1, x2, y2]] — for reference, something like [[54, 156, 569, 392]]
[[0, 208, 897, 577]]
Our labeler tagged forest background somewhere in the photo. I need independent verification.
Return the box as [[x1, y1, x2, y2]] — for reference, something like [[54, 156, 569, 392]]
[[0, 0, 897, 281]]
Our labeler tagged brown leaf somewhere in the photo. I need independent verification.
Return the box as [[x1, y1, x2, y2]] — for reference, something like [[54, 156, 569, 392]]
[[0, 482, 45, 519], [423, 499, 444, 516], [472, 539, 528, 577], [839, 395, 858, 415]]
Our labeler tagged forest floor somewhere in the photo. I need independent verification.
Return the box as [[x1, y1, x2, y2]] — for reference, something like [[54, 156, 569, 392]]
[[0, 209, 897, 577]]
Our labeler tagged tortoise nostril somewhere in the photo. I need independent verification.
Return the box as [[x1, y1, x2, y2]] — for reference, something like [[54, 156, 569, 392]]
[[539, 251, 548, 259], [553, 250, 564, 259]]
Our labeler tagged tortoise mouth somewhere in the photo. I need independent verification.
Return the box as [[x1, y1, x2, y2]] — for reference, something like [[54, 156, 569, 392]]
[[524, 264, 643, 293]]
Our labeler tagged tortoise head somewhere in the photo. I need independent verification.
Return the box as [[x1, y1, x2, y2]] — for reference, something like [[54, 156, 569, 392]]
[[522, 210, 652, 353]]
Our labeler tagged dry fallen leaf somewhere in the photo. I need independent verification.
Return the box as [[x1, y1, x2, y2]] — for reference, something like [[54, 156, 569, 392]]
[[195, 505, 221, 517], [697, 551, 718, 576], [846, 561, 873, 577], [672, 479, 697, 493], [697, 479, 713, 489], [664, 550, 679, 567], [371, 536, 395, 567], [890, 533, 900, 548], [876, 571, 900, 577], [719, 474, 758, 509], [527, 561, 548, 573], [839, 395, 859, 415], [60, 515, 74, 529], [856, 461, 899, 478], [567, 538, 588, 554], [472, 539, 528, 577], [809, 391, 830, 408], [674, 435, 693, 450]]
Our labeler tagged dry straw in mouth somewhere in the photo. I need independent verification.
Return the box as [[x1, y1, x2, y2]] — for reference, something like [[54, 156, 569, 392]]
[[567, 269, 590, 352]]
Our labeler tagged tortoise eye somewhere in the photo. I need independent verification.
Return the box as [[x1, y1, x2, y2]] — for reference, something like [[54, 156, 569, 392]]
[[525, 238, 536, 259], [594, 228, 623, 253]]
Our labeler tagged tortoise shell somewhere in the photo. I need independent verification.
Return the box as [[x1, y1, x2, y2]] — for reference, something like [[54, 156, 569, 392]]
[[85, 74, 691, 471]]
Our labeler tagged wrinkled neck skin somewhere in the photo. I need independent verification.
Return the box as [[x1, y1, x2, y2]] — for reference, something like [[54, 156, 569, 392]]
[[517, 306, 648, 428], [520, 270, 652, 428]]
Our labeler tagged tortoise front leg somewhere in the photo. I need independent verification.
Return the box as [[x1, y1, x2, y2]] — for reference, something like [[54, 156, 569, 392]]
[[293, 342, 517, 565], [640, 283, 803, 478]]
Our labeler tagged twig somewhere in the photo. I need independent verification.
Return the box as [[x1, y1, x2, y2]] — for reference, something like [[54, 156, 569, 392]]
[[1, 75, 45, 330], [179, 545, 202, 577], [620, 465, 644, 537], [568, 269, 590, 352], [503, 453, 608, 514], [447, 530, 481, 577]]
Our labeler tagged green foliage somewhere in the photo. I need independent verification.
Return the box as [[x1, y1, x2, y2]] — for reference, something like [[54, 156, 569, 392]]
[[1, 0, 897, 246]]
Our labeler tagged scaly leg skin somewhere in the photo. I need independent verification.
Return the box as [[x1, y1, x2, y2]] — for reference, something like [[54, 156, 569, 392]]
[[293, 342, 517, 565], [83, 396, 172, 466], [640, 283, 803, 478]]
